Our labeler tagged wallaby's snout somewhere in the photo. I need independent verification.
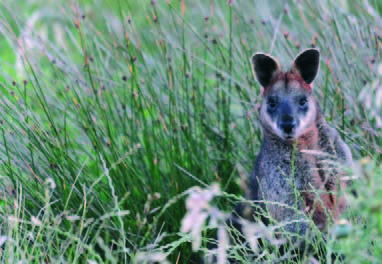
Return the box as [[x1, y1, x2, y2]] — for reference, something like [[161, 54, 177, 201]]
[[279, 116, 296, 135], [278, 101, 297, 135]]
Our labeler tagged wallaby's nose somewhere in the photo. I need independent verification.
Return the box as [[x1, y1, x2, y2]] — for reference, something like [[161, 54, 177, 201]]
[[280, 115, 296, 134]]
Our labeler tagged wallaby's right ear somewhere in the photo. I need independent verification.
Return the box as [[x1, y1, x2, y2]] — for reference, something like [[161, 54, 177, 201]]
[[251, 53, 281, 88]]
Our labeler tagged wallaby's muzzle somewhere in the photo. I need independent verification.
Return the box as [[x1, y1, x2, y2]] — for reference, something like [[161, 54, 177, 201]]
[[279, 117, 296, 135], [278, 101, 297, 136]]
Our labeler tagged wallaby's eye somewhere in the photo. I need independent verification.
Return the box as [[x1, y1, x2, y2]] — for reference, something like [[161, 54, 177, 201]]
[[267, 97, 278, 110], [299, 97, 308, 107]]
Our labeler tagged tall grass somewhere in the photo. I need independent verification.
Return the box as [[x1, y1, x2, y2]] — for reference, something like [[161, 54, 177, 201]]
[[0, 0, 380, 263]]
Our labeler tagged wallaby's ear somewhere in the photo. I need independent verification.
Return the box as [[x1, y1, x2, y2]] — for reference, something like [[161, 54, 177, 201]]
[[251, 53, 281, 88], [291, 49, 320, 84]]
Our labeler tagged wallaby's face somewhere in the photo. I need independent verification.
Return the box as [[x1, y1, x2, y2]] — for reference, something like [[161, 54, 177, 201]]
[[251, 49, 320, 140]]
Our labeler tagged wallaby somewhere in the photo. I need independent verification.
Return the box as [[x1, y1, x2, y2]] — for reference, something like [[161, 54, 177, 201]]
[[232, 49, 353, 260]]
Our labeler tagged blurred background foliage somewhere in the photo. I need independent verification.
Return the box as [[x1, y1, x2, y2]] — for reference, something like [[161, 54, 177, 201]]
[[0, 0, 380, 263]]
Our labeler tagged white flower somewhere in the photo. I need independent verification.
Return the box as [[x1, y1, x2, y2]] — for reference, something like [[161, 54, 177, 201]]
[[217, 227, 229, 264], [181, 184, 222, 251], [31, 216, 42, 226]]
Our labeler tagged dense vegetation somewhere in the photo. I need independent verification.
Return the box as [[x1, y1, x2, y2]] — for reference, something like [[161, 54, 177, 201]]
[[0, 0, 381, 263]]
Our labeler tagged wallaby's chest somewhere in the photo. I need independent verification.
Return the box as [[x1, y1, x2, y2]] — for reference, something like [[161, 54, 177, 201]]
[[254, 146, 323, 223], [260, 149, 319, 190]]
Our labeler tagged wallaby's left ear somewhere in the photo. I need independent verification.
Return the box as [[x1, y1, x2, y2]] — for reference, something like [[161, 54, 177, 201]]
[[291, 49, 320, 84]]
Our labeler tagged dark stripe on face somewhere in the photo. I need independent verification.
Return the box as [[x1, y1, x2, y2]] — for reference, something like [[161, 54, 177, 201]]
[[279, 101, 294, 117], [284, 72, 289, 92]]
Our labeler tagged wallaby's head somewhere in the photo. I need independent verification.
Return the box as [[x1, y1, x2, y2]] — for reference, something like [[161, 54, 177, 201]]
[[251, 49, 320, 140]]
